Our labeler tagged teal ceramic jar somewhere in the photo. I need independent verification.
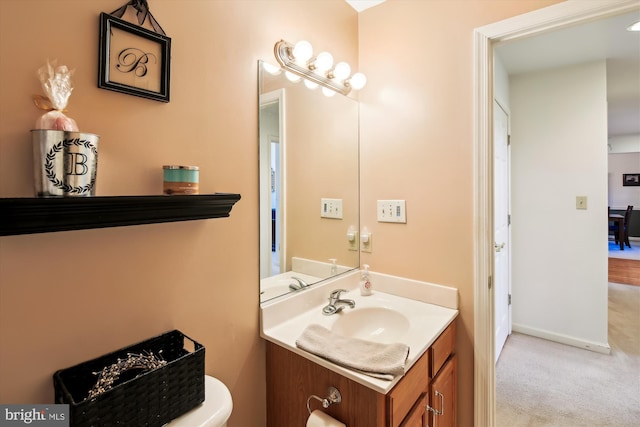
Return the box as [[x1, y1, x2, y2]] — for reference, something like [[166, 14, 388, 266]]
[[163, 165, 199, 195]]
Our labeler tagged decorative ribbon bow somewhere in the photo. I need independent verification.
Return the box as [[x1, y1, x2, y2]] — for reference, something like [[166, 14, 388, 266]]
[[32, 95, 67, 112], [110, 0, 166, 35]]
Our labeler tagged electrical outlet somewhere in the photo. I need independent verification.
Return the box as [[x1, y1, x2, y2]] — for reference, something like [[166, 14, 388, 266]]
[[321, 198, 343, 219], [361, 228, 372, 253], [347, 227, 358, 251], [377, 200, 407, 223]]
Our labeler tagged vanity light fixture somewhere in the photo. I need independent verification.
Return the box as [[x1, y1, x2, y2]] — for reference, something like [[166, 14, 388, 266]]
[[304, 80, 319, 90], [627, 20, 640, 31], [274, 39, 366, 95], [285, 71, 302, 82], [262, 62, 282, 75], [322, 87, 337, 97]]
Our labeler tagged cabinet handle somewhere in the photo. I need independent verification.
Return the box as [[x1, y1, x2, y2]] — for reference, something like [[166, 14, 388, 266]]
[[427, 390, 444, 416]]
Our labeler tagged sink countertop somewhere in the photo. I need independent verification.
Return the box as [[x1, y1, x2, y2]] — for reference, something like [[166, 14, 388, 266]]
[[260, 270, 459, 394]]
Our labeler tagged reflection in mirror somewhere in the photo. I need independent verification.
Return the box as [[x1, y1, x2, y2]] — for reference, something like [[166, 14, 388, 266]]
[[259, 60, 359, 303]]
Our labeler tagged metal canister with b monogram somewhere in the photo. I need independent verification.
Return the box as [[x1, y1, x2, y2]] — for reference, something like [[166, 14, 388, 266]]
[[32, 130, 100, 197]]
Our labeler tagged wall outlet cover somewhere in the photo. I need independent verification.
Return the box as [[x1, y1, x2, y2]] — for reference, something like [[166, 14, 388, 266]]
[[321, 198, 343, 219], [377, 200, 407, 223]]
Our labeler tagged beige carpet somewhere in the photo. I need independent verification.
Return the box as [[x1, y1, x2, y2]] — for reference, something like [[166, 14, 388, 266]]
[[496, 282, 640, 427]]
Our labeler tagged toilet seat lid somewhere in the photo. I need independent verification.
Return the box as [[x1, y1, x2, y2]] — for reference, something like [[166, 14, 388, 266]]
[[167, 375, 233, 427]]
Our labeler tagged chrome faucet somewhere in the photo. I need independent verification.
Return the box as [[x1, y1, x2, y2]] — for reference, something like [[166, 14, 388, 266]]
[[289, 276, 311, 291], [322, 289, 356, 315]]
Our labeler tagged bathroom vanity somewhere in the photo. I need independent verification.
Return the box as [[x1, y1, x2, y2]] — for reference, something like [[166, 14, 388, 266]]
[[266, 321, 456, 427], [261, 271, 458, 427], [257, 57, 458, 426]]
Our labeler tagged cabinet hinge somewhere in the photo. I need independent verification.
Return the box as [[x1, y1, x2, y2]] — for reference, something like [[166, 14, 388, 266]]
[[488, 275, 492, 290], [507, 134, 511, 145], [508, 214, 511, 226], [508, 294, 512, 305]]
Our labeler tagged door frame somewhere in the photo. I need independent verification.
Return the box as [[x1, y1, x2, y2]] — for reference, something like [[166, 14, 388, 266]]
[[259, 89, 286, 278], [472, 1, 639, 425]]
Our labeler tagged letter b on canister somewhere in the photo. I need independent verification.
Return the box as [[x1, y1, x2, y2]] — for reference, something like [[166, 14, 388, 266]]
[[32, 130, 99, 197]]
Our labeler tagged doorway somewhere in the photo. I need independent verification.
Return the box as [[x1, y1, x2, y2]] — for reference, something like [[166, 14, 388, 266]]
[[473, 1, 639, 425], [259, 89, 285, 279]]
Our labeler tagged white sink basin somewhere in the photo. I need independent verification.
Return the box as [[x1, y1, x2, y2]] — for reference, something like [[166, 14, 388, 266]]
[[332, 307, 410, 343], [260, 284, 293, 302], [260, 271, 322, 303], [260, 271, 458, 394]]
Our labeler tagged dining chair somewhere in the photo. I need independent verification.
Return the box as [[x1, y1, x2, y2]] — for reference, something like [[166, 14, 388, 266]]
[[609, 205, 632, 246], [609, 206, 618, 242], [621, 205, 634, 248]]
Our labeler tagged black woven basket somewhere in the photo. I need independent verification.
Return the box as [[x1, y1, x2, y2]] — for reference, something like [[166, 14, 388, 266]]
[[53, 330, 205, 427]]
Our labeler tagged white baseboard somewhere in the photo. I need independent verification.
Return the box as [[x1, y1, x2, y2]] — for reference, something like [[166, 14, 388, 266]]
[[609, 236, 640, 242], [512, 323, 611, 354]]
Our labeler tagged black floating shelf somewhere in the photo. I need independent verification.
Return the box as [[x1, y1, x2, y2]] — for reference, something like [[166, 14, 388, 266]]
[[0, 193, 241, 236]]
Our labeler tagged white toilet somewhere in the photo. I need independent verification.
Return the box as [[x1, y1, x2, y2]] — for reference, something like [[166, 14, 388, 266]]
[[167, 375, 233, 427]]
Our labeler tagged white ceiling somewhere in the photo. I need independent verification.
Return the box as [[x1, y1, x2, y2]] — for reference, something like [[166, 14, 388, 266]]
[[345, 0, 386, 13], [495, 9, 640, 137]]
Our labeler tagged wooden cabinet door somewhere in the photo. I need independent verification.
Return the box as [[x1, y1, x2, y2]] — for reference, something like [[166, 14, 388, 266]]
[[388, 351, 429, 427], [428, 354, 457, 427], [399, 393, 428, 427]]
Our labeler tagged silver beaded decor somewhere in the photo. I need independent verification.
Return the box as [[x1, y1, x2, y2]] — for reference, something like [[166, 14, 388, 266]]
[[87, 352, 167, 399]]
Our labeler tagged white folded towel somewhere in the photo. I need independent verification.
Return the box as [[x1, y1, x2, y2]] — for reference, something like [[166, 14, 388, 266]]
[[295, 324, 409, 380]]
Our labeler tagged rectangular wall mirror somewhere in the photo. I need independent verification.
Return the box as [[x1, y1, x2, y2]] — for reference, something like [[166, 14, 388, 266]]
[[258, 60, 360, 303]]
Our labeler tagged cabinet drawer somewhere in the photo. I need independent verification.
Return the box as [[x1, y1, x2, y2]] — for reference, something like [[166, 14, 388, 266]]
[[388, 351, 429, 427], [430, 321, 456, 377]]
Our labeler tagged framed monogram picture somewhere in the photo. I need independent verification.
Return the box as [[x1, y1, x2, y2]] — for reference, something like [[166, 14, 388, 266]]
[[98, 12, 171, 102]]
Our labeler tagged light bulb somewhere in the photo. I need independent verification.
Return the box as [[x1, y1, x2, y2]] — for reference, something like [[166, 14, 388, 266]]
[[262, 62, 281, 75], [322, 87, 337, 97], [628, 21, 640, 31], [292, 40, 313, 64], [314, 52, 334, 72], [348, 72, 366, 90], [333, 62, 351, 81], [304, 80, 318, 90], [285, 71, 301, 82]]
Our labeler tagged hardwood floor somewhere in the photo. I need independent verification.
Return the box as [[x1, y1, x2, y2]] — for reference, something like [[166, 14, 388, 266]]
[[608, 258, 640, 286]]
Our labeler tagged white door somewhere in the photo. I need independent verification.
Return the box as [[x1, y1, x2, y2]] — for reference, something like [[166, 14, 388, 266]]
[[259, 89, 285, 279], [270, 135, 282, 275], [494, 100, 511, 362]]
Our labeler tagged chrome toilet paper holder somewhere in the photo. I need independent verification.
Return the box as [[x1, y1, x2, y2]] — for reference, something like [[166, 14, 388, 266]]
[[306, 386, 342, 414]]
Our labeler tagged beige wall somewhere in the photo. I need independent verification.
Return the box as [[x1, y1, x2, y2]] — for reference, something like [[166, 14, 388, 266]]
[[0, 1, 357, 426], [286, 84, 359, 271], [358, 1, 562, 426], [510, 61, 609, 350]]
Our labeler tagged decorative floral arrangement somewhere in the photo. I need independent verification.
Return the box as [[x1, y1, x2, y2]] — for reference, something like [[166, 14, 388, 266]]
[[33, 59, 79, 131], [87, 352, 167, 399]]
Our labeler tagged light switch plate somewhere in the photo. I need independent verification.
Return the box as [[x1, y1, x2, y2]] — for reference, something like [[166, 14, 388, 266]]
[[576, 196, 587, 210], [321, 198, 343, 219], [377, 200, 407, 223]]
